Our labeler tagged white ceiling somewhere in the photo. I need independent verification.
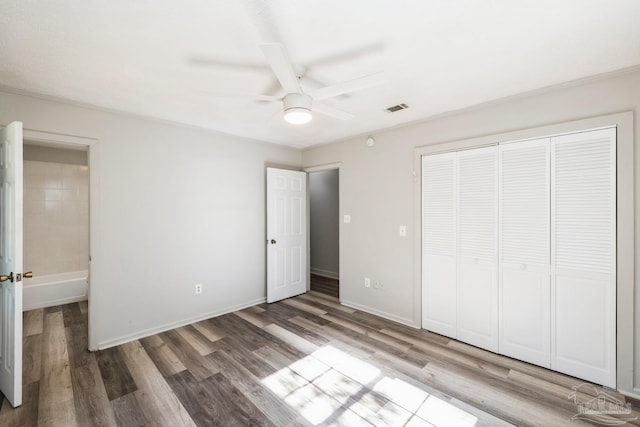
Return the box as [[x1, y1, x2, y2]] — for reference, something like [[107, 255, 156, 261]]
[[1, 1, 640, 149]]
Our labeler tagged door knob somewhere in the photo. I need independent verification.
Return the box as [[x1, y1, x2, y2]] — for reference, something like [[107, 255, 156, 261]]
[[0, 272, 14, 283], [15, 271, 33, 282], [270, 239, 277, 244]]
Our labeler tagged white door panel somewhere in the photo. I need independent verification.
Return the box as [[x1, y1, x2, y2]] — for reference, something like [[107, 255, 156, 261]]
[[501, 265, 550, 367], [421, 153, 457, 338], [551, 128, 616, 388], [422, 255, 457, 338], [499, 138, 550, 367], [0, 121, 23, 407], [457, 146, 498, 352], [457, 258, 497, 350], [554, 272, 613, 386], [267, 168, 307, 303]]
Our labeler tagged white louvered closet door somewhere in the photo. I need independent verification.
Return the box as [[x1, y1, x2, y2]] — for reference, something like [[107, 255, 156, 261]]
[[422, 152, 457, 338], [551, 128, 616, 388], [457, 146, 498, 351], [499, 138, 551, 367]]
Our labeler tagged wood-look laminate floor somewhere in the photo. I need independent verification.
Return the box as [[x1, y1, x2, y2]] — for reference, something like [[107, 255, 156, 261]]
[[1, 294, 639, 426], [310, 274, 339, 299]]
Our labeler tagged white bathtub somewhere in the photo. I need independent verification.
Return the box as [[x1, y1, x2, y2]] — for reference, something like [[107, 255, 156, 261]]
[[23, 270, 88, 311]]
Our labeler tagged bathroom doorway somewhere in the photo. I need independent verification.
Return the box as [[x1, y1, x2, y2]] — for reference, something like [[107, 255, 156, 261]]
[[22, 142, 90, 310], [22, 129, 98, 350]]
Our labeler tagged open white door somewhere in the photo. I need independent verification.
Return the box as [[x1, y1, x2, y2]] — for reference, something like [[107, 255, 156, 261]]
[[0, 121, 23, 407], [266, 168, 307, 303]]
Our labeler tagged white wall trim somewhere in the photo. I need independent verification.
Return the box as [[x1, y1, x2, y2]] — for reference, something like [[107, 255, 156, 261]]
[[96, 297, 266, 350], [304, 162, 342, 173], [310, 268, 339, 280], [24, 294, 87, 311], [2, 86, 291, 150], [414, 111, 634, 393], [302, 65, 640, 151], [341, 299, 420, 329], [24, 129, 96, 147], [620, 389, 640, 401]]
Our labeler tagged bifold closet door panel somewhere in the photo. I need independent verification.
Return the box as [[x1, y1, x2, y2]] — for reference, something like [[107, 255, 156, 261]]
[[422, 153, 457, 338], [551, 128, 616, 388], [457, 146, 498, 352], [499, 139, 551, 367]]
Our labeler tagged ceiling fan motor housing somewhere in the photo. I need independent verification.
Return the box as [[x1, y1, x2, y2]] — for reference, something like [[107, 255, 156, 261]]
[[283, 93, 312, 111], [283, 93, 313, 124]]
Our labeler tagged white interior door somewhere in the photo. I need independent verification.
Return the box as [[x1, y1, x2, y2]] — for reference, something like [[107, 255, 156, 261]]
[[421, 153, 457, 338], [551, 128, 616, 388], [266, 168, 307, 303], [456, 146, 498, 352], [0, 121, 23, 407], [499, 138, 551, 367]]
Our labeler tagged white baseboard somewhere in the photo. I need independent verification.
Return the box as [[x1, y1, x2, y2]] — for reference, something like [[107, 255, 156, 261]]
[[24, 280, 88, 311], [340, 298, 420, 329], [620, 388, 640, 401], [95, 297, 267, 351], [310, 268, 339, 280]]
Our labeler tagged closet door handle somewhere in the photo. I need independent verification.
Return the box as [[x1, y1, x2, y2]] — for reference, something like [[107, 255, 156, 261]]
[[0, 272, 14, 283], [270, 239, 277, 244]]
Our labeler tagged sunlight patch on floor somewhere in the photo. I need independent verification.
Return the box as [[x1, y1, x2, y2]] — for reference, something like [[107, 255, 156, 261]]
[[417, 395, 479, 426], [288, 354, 331, 382], [260, 344, 479, 426], [284, 383, 344, 425], [312, 345, 381, 385], [373, 376, 430, 413], [261, 366, 308, 398]]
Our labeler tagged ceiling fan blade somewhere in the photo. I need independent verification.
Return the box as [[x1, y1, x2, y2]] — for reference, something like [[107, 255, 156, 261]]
[[187, 56, 267, 71], [310, 73, 386, 100], [313, 104, 354, 121], [254, 94, 281, 102], [305, 42, 385, 68], [260, 43, 301, 93], [205, 92, 280, 102]]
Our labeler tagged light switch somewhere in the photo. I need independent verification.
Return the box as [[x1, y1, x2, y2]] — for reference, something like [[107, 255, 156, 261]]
[[343, 215, 351, 223], [399, 225, 407, 237]]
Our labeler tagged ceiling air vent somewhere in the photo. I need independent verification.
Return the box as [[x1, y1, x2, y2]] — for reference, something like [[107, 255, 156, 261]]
[[385, 103, 409, 113]]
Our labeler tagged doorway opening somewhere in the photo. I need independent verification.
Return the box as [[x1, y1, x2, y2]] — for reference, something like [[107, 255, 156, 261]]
[[308, 168, 340, 299], [22, 142, 90, 311], [22, 129, 98, 350]]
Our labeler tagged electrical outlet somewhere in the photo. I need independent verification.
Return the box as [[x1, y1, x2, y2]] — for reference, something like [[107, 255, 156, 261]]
[[343, 214, 351, 224], [399, 225, 407, 237], [195, 284, 203, 294], [364, 277, 371, 288]]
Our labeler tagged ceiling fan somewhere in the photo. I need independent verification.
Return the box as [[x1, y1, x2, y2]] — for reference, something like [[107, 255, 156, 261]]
[[249, 43, 386, 125]]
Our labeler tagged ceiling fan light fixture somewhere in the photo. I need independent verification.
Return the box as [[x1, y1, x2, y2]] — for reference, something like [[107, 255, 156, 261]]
[[283, 93, 313, 125], [284, 107, 312, 125]]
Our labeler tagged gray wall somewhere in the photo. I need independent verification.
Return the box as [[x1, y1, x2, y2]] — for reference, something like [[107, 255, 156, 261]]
[[309, 169, 339, 279], [0, 89, 301, 349], [302, 67, 640, 397]]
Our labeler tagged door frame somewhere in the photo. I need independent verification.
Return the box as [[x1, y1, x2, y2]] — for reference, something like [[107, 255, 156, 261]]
[[303, 162, 342, 299], [413, 111, 634, 396], [22, 129, 100, 351]]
